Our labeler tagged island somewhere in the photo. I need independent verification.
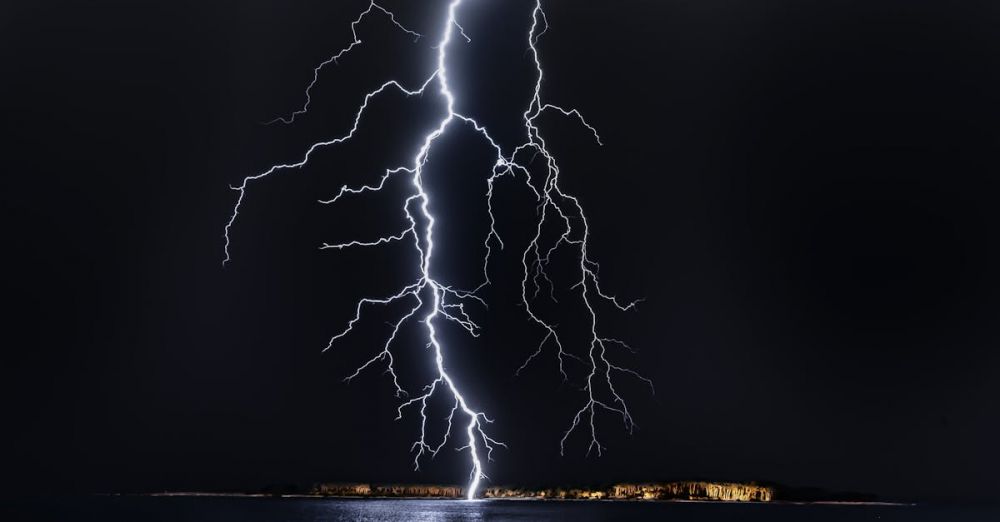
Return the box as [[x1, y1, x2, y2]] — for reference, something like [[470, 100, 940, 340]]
[[303, 481, 878, 502], [148, 480, 886, 504]]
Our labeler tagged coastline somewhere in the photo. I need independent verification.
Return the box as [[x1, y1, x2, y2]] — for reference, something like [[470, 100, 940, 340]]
[[135, 492, 912, 506]]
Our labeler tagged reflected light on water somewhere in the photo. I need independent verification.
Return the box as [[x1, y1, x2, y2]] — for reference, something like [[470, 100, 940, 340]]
[[316, 499, 486, 522]]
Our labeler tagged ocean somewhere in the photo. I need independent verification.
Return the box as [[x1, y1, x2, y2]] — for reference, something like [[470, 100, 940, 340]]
[[1, 496, 995, 521]]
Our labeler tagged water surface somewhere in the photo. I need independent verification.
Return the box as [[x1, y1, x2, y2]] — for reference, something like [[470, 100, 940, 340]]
[[2, 496, 993, 521]]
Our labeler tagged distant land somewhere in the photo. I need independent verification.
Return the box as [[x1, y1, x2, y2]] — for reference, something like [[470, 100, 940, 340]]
[[147, 481, 900, 504]]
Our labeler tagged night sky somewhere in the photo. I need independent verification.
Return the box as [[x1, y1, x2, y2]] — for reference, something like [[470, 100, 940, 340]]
[[2, 0, 999, 504]]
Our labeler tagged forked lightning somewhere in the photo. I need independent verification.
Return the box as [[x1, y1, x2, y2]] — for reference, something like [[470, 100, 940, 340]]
[[223, 0, 652, 499]]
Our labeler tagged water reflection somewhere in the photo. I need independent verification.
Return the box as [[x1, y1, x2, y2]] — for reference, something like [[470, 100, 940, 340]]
[[2, 495, 967, 522], [314, 499, 486, 522]]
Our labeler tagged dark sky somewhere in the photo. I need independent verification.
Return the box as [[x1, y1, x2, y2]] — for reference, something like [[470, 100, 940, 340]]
[[2, 0, 999, 504]]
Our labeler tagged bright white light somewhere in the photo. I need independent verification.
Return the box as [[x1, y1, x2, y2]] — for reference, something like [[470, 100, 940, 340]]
[[223, 0, 652, 500]]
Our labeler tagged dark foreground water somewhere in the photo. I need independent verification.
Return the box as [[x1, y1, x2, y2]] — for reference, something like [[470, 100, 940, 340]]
[[2, 496, 996, 522]]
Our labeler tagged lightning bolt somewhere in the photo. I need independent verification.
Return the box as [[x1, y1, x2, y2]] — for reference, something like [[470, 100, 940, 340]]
[[223, 0, 653, 499]]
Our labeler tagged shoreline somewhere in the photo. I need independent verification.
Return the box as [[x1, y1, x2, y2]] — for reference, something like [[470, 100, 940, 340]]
[[134, 492, 912, 506]]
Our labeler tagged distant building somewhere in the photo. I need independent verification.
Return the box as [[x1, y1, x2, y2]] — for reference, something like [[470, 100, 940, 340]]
[[610, 483, 667, 499], [312, 483, 462, 498], [312, 483, 371, 496], [610, 481, 774, 502], [372, 484, 463, 498]]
